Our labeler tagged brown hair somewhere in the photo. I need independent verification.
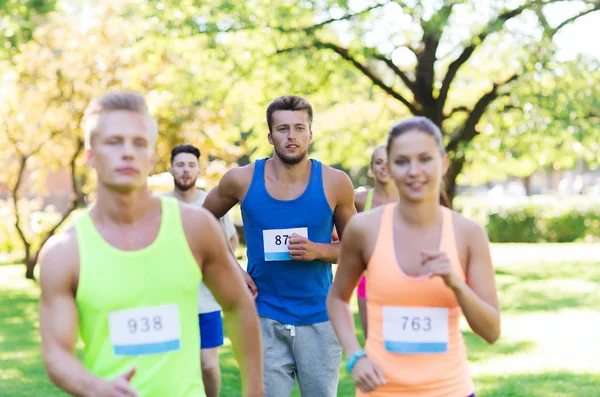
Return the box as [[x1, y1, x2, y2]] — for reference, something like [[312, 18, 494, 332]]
[[82, 90, 158, 149], [266, 95, 313, 133], [386, 117, 450, 207], [170, 144, 200, 164]]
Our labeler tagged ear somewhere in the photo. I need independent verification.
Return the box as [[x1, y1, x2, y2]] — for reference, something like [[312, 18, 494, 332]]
[[268, 131, 274, 145], [442, 153, 449, 176], [85, 148, 95, 168], [309, 128, 313, 144], [168, 165, 174, 177]]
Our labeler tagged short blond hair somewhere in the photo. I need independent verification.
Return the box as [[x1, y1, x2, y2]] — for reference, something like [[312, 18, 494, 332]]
[[82, 90, 158, 149]]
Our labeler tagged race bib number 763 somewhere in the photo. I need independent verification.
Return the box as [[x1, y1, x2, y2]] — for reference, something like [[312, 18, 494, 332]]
[[382, 306, 449, 354]]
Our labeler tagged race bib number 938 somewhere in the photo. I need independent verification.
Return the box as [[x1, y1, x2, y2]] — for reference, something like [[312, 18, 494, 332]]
[[108, 304, 181, 356]]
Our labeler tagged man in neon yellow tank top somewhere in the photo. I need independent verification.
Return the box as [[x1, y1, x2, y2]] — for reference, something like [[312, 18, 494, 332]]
[[38, 91, 264, 397]]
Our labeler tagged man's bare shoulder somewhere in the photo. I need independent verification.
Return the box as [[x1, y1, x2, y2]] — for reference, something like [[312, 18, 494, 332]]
[[321, 163, 347, 179], [39, 226, 79, 289], [221, 163, 255, 188], [321, 164, 354, 191], [41, 227, 78, 265], [178, 201, 232, 267], [179, 202, 214, 227], [179, 202, 224, 241]]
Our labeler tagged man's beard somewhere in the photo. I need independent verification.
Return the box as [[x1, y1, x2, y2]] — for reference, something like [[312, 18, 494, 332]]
[[274, 147, 308, 165], [174, 177, 197, 191]]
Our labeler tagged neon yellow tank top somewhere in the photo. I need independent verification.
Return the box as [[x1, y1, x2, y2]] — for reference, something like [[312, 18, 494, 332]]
[[364, 188, 374, 211], [74, 196, 203, 396]]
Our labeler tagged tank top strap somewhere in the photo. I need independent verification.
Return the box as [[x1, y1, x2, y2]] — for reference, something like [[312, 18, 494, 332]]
[[440, 206, 465, 280], [364, 189, 374, 211], [311, 158, 322, 185], [256, 157, 266, 172], [254, 158, 267, 188], [74, 209, 92, 237], [380, 202, 396, 240], [74, 209, 103, 250], [303, 159, 323, 198], [242, 158, 267, 205], [159, 195, 180, 232], [369, 203, 396, 270]]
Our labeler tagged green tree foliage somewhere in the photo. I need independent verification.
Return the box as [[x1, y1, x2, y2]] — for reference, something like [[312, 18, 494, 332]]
[[141, 0, 600, 201], [0, 4, 247, 277], [0, 0, 56, 54], [463, 57, 600, 187]]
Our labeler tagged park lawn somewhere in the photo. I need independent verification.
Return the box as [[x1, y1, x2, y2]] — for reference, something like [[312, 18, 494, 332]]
[[1, 243, 599, 397]]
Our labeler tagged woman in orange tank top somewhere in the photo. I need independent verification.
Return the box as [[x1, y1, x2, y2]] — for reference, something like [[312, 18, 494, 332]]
[[327, 117, 500, 397]]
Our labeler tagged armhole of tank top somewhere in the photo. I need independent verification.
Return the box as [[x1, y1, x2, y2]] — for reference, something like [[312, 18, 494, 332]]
[[241, 159, 264, 208], [73, 214, 89, 302], [314, 160, 335, 215], [364, 189, 374, 211], [168, 197, 202, 282], [442, 207, 466, 279], [150, 196, 173, 247], [366, 204, 393, 271]]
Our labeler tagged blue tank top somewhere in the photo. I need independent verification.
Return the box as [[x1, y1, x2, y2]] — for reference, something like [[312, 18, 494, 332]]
[[241, 158, 334, 325]]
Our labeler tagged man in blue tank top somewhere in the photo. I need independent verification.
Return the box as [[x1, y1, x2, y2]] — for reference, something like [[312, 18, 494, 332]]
[[203, 95, 356, 397]]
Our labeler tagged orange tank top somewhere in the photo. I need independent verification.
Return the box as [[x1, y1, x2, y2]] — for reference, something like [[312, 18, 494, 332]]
[[358, 204, 474, 397]]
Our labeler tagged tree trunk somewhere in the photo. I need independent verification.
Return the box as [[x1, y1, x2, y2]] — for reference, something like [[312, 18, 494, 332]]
[[235, 223, 245, 246], [445, 156, 466, 208], [22, 238, 34, 279], [523, 174, 532, 196], [25, 256, 36, 280], [17, 139, 84, 280], [12, 155, 35, 278]]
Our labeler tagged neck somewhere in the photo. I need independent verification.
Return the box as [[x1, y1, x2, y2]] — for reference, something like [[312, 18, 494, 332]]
[[91, 183, 156, 224], [172, 186, 201, 203], [397, 197, 441, 227], [269, 155, 311, 184], [373, 181, 398, 201]]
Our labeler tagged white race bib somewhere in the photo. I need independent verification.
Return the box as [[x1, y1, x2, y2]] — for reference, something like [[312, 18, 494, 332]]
[[108, 304, 181, 356], [262, 227, 308, 261], [382, 307, 448, 354]]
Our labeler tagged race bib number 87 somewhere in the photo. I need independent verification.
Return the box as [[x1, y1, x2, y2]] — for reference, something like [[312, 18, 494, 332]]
[[382, 306, 449, 354], [108, 304, 181, 356], [263, 227, 308, 261]]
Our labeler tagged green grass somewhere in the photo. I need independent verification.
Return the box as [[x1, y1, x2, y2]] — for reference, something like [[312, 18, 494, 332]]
[[1, 244, 599, 396]]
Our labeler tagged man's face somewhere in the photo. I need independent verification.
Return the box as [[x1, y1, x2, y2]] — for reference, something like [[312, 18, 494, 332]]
[[169, 152, 200, 192], [268, 110, 312, 165], [86, 110, 156, 193]]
